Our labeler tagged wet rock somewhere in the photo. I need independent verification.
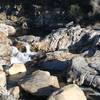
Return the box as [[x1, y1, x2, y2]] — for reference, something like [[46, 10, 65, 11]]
[[11, 43, 46, 64], [48, 84, 87, 100], [11, 46, 38, 64], [0, 70, 6, 87], [13, 41, 34, 53], [8, 64, 27, 75], [19, 70, 59, 96], [9, 86, 20, 99]]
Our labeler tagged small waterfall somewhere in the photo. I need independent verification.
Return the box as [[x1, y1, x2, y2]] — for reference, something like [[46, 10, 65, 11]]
[[11, 43, 37, 64]]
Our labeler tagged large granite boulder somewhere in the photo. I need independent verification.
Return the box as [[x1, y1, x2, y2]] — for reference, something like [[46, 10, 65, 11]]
[[0, 32, 11, 65], [18, 70, 59, 96], [48, 84, 87, 100]]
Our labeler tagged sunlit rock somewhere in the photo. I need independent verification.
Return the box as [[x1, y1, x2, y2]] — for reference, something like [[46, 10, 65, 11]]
[[48, 84, 87, 100], [9, 86, 20, 99], [0, 32, 11, 65], [0, 70, 6, 87], [0, 23, 16, 36], [8, 64, 27, 75], [19, 70, 59, 96]]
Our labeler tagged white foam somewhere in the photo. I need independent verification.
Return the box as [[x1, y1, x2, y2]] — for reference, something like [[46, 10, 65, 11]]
[[11, 45, 37, 64]]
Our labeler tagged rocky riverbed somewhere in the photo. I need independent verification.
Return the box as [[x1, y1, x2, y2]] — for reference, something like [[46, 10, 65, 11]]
[[0, 1, 100, 100], [0, 21, 100, 100]]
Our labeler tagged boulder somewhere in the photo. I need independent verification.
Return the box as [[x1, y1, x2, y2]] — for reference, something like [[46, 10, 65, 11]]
[[46, 51, 75, 61], [31, 24, 100, 53], [9, 86, 20, 99], [0, 32, 11, 65], [0, 65, 3, 71], [0, 87, 16, 100], [0, 70, 6, 87], [48, 84, 87, 100], [86, 51, 100, 72], [0, 23, 16, 36], [90, 0, 100, 14], [67, 56, 97, 85], [19, 70, 59, 96], [8, 64, 27, 75], [16, 35, 40, 43], [67, 56, 100, 90], [38, 51, 75, 71]]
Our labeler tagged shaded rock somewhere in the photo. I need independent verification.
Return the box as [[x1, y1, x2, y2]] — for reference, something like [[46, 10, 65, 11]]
[[72, 56, 97, 74], [19, 70, 59, 96], [67, 56, 97, 85], [81, 87, 100, 99], [8, 64, 27, 75], [67, 55, 100, 90], [82, 47, 97, 57], [48, 84, 87, 100], [90, 0, 100, 14], [38, 59, 68, 71], [85, 75, 100, 90], [86, 52, 100, 72], [38, 51, 74, 71], [92, 23, 100, 30], [89, 63, 100, 72]]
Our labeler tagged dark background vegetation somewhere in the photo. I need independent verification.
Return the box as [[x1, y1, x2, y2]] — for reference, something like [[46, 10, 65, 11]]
[[0, 0, 100, 36]]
